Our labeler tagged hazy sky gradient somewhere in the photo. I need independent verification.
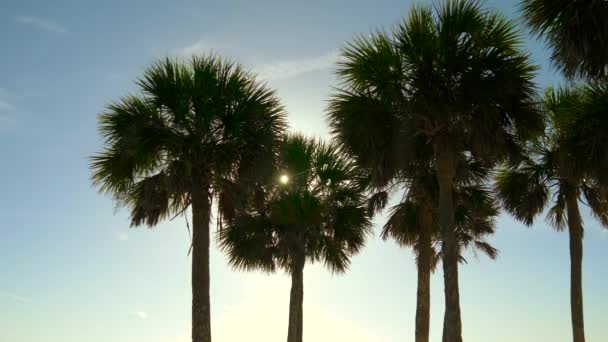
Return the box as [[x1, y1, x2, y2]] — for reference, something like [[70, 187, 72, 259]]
[[1, 0, 607, 341]]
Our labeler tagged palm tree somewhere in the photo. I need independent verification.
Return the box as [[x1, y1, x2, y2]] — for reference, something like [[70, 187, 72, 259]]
[[370, 158, 498, 342], [90, 55, 287, 342], [521, 0, 608, 80], [327, 1, 543, 340], [496, 87, 608, 342], [218, 134, 371, 342]]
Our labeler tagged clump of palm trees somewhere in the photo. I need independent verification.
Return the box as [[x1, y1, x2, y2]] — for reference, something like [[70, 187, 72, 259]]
[[372, 155, 499, 342], [90, 1, 608, 342]]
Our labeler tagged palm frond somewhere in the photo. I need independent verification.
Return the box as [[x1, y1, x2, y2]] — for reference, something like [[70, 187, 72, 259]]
[[367, 191, 388, 215], [473, 241, 499, 260], [217, 213, 277, 273], [581, 181, 608, 228], [381, 200, 423, 247], [521, 0, 608, 80], [137, 57, 193, 125], [91, 96, 176, 196], [496, 164, 549, 226], [546, 184, 568, 231]]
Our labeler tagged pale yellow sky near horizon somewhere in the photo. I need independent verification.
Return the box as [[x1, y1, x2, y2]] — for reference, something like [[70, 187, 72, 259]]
[[158, 273, 396, 342]]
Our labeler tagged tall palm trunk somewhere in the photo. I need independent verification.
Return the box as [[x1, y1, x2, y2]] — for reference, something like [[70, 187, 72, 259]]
[[287, 257, 305, 342], [191, 185, 212, 342], [415, 204, 433, 342], [435, 139, 462, 342], [442, 310, 448, 342], [566, 191, 585, 342]]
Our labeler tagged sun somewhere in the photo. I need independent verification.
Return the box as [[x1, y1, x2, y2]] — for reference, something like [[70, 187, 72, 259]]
[[279, 174, 289, 184]]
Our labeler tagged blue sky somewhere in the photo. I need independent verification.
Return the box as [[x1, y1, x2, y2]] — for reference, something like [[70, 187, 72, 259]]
[[1, 0, 607, 341]]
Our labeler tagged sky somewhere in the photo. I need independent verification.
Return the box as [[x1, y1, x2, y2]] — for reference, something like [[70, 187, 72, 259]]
[[0, 0, 607, 341]]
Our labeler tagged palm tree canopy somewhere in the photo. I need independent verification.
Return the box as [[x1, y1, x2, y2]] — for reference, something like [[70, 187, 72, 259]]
[[328, 0, 544, 189], [379, 157, 499, 267], [555, 84, 608, 189], [218, 134, 372, 274], [496, 86, 608, 230], [521, 0, 608, 80], [90, 55, 287, 227], [452, 184, 499, 261]]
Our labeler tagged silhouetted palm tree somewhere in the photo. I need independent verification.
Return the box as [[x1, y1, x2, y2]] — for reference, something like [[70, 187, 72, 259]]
[[218, 134, 371, 342], [90, 56, 287, 342], [521, 0, 608, 80], [370, 158, 498, 342], [327, 1, 543, 340], [496, 87, 608, 342]]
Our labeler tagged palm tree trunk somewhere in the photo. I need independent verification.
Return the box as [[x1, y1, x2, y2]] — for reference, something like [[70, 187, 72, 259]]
[[191, 185, 212, 342], [435, 140, 462, 342], [415, 205, 433, 342], [415, 241, 432, 342], [287, 258, 305, 342], [442, 310, 448, 342], [566, 192, 585, 342]]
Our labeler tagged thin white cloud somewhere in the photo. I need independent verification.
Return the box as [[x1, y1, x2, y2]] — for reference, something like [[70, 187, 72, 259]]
[[117, 232, 129, 241], [176, 39, 209, 57], [15, 16, 68, 34], [174, 39, 229, 57], [0, 291, 29, 303], [255, 50, 339, 81], [173, 40, 338, 81], [130, 311, 149, 320]]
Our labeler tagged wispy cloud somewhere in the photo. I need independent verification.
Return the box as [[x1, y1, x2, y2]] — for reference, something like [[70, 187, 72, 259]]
[[255, 50, 339, 81], [172, 42, 337, 80], [130, 311, 149, 320], [0, 291, 29, 303], [174, 39, 229, 57], [15, 16, 68, 34], [116, 232, 129, 241]]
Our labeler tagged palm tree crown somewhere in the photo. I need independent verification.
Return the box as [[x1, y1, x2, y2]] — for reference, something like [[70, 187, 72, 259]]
[[496, 87, 608, 229], [329, 1, 542, 181], [521, 0, 608, 80], [92, 56, 286, 219], [552, 84, 608, 190], [90, 55, 287, 342]]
